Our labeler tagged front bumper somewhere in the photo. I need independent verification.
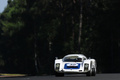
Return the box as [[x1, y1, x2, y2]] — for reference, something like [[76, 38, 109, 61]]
[[55, 69, 89, 74], [55, 62, 90, 74]]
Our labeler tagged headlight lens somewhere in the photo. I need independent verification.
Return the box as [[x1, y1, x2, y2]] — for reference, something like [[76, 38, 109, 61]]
[[84, 63, 89, 71], [56, 63, 60, 67], [56, 63, 60, 71]]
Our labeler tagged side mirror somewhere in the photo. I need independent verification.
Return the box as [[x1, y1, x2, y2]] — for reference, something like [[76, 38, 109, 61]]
[[55, 57, 58, 60]]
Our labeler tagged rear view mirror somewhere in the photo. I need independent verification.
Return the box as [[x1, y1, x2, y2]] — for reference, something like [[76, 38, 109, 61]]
[[55, 57, 58, 60]]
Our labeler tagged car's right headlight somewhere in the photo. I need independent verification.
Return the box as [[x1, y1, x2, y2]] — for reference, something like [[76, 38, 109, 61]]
[[84, 63, 89, 71], [55, 63, 60, 71]]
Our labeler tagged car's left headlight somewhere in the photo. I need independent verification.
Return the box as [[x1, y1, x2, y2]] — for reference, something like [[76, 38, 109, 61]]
[[55, 63, 60, 71]]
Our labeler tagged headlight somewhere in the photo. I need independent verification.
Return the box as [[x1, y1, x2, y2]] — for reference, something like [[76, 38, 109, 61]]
[[56, 63, 60, 67], [56, 63, 60, 71], [84, 63, 89, 68], [84, 63, 89, 71]]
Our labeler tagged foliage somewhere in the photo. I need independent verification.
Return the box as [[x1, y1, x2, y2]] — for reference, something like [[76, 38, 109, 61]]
[[0, 0, 120, 74]]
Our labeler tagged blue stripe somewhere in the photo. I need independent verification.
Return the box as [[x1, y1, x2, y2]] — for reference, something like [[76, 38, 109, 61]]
[[64, 63, 80, 69]]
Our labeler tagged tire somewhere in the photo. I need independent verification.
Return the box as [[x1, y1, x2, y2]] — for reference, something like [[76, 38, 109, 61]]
[[55, 72, 64, 77], [86, 62, 92, 76], [92, 68, 96, 76], [86, 70, 92, 76]]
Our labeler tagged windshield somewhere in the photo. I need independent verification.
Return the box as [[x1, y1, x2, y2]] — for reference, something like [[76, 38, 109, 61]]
[[63, 56, 82, 62]]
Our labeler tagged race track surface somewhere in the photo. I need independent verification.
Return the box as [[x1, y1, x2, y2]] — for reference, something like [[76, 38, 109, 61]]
[[0, 74, 120, 80]]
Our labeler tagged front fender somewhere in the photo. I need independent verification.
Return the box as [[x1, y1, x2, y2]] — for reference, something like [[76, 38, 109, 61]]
[[54, 59, 63, 72], [84, 59, 96, 71]]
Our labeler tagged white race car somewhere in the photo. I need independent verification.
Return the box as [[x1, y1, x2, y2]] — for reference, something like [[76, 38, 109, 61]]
[[54, 54, 96, 77]]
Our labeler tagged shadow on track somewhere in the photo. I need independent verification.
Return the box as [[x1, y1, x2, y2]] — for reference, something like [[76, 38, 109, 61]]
[[64, 74, 87, 77]]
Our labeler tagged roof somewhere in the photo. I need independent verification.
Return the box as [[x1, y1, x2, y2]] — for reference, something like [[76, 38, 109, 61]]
[[64, 54, 87, 58]]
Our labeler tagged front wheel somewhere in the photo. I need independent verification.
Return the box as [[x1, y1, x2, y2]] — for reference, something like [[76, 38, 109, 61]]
[[92, 68, 96, 76], [86, 71, 92, 76], [55, 72, 64, 77], [86, 68, 92, 76]]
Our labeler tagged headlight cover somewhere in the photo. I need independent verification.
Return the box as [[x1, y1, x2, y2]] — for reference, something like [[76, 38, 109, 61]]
[[56, 63, 60, 71], [84, 63, 89, 71]]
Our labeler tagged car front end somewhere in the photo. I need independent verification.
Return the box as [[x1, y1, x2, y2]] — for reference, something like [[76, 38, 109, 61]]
[[54, 54, 96, 77], [55, 62, 89, 74]]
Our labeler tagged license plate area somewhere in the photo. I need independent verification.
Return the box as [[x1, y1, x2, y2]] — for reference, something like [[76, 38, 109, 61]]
[[67, 63, 78, 67], [64, 63, 80, 69]]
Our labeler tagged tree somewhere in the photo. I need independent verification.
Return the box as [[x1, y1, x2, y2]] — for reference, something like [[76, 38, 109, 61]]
[[0, 0, 120, 74]]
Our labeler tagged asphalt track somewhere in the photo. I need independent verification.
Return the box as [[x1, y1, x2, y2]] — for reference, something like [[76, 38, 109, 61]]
[[1, 74, 120, 80]]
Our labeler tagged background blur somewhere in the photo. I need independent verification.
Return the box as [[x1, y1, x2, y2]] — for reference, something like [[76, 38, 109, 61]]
[[0, 0, 120, 75]]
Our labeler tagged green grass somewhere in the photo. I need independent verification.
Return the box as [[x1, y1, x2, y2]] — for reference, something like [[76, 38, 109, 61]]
[[0, 73, 27, 76]]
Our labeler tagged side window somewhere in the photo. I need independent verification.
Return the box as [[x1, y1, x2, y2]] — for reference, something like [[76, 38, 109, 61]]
[[77, 58, 82, 62]]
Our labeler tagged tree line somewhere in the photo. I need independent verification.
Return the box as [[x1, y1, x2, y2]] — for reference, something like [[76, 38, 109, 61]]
[[0, 0, 120, 75]]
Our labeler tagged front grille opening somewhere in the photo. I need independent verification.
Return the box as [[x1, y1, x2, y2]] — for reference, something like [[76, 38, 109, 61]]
[[67, 66, 79, 68]]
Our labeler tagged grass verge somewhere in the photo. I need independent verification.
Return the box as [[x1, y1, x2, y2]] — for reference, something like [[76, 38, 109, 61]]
[[0, 73, 27, 77]]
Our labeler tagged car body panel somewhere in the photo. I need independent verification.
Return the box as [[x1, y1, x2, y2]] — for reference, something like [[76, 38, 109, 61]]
[[54, 54, 97, 75]]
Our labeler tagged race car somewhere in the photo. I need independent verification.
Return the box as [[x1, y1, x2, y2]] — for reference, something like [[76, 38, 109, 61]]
[[54, 54, 96, 77]]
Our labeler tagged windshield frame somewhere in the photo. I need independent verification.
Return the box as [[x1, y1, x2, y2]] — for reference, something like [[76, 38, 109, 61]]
[[63, 56, 82, 62]]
